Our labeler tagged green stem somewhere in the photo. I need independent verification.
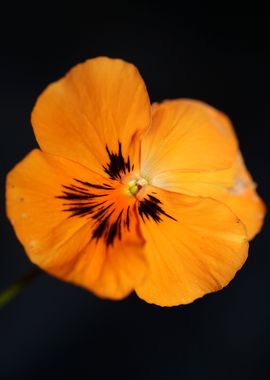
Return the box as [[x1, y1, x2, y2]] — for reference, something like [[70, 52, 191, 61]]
[[0, 267, 42, 309]]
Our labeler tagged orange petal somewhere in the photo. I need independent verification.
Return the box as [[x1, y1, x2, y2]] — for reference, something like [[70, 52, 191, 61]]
[[135, 186, 248, 306], [152, 155, 265, 240], [141, 99, 238, 179], [6, 150, 146, 299], [32, 57, 151, 176], [218, 155, 265, 240]]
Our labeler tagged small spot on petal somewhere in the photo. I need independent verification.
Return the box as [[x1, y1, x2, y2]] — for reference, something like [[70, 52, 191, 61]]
[[228, 176, 249, 195], [21, 212, 28, 219], [28, 240, 37, 250]]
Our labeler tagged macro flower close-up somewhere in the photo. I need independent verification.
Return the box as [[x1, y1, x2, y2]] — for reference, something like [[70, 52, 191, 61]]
[[6, 57, 265, 306]]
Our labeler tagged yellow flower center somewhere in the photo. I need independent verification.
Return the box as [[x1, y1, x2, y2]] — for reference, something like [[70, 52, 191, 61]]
[[128, 177, 148, 196]]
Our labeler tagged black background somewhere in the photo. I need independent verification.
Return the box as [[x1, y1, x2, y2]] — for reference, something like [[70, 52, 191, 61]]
[[0, 2, 269, 379]]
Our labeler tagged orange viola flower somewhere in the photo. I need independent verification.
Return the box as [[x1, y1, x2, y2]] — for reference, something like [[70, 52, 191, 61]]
[[6, 57, 265, 306]]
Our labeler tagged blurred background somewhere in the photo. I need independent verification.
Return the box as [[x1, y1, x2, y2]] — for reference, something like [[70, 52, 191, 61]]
[[0, 1, 269, 379]]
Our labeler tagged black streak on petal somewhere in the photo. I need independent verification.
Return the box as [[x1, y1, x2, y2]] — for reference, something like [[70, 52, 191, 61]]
[[74, 179, 114, 191], [103, 142, 133, 180], [126, 205, 130, 231], [106, 210, 123, 246], [92, 210, 114, 241], [138, 194, 177, 223], [56, 177, 129, 247]]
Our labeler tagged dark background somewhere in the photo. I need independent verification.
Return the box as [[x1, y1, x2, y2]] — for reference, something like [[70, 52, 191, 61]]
[[0, 2, 269, 379]]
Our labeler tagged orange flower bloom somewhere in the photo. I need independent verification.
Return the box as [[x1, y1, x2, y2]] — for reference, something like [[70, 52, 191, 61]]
[[6, 57, 265, 306]]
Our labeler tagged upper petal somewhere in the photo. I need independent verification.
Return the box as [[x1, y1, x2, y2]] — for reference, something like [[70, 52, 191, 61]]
[[6, 150, 146, 299], [135, 186, 248, 306], [32, 57, 151, 176], [141, 99, 238, 178]]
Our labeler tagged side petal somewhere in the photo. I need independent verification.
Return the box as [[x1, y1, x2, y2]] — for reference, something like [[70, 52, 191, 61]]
[[218, 155, 265, 240], [141, 99, 238, 178], [6, 150, 146, 299], [32, 57, 151, 176], [135, 186, 248, 306], [152, 155, 265, 240]]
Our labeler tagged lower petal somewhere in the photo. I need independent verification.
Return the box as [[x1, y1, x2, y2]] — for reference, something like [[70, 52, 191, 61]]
[[135, 186, 248, 306], [6, 150, 146, 299], [63, 224, 146, 300]]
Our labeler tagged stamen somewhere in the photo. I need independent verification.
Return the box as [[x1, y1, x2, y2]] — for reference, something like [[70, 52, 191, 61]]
[[127, 177, 148, 196]]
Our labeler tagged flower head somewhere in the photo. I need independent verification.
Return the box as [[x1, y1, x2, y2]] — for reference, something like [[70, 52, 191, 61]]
[[6, 57, 265, 306]]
